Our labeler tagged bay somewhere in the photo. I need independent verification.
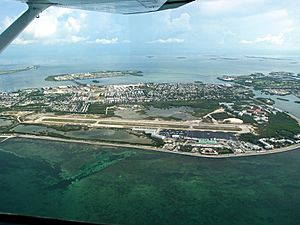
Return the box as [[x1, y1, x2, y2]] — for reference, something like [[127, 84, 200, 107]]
[[1, 54, 299, 117]]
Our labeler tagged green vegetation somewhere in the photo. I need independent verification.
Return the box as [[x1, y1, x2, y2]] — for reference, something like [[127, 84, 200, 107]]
[[235, 76, 298, 90], [11, 103, 50, 112], [240, 112, 300, 142], [45, 70, 143, 82], [87, 103, 113, 115], [258, 112, 300, 138], [45, 75, 57, 81], [145, 116, 183, 121], [239, 114, 256, 124], [231, 100, 253, 111], [224, 72, 300, 98], [255, 97, 275, 105], [88, 100, 220, 118], [142, 100, 220, 117], [146, 135, 165, 147], [44, 132, 68, 139], [178, 145, 193, 152], [216, 148, 233, 154], [239, 133, 258, 143], [43, 118, 97, 124], [42, 124, 83, 132], [0, 117, 18, 133], [6, 91, 74, 113], [9, 124, 154, 146], [211, 112, 232, 120]]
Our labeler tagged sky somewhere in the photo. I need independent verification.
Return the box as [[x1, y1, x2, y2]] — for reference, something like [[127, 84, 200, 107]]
[[1, 0, 300, 56]]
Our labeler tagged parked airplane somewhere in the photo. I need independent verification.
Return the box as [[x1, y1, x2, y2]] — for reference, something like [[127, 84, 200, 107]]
[[0, 0, 194, 53]]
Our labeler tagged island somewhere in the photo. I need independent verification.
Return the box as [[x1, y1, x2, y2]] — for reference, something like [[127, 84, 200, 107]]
[[245, 56, 291, 61], [218, 71, 300, 98], [0, 79, 299, 158], [45, 70, 143, 81], [0, 65, 39, 75], [277, 97, 289, 102]]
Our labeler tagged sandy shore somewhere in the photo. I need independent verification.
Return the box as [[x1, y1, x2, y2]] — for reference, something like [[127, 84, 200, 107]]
[[1, 134, 299, 159]]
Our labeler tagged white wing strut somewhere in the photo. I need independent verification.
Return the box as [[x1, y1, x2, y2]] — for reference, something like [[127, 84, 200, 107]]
[[0, 3, 51, 53]]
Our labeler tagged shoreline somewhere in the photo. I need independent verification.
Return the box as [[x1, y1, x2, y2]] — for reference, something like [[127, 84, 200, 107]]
[[1, 134, 300, 159]]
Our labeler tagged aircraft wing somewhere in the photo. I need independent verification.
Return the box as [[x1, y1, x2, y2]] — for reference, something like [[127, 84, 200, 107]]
[[18, 0, 195, 14], [0, 0, 194, 53]]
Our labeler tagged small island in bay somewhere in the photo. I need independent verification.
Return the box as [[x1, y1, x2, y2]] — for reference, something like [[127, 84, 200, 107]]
[[194, 81, 203, 84], [45, 70, 143, 81], [245, 56, 291, 61], [277, 97, 290, 102], [0, 65, 39, 75]]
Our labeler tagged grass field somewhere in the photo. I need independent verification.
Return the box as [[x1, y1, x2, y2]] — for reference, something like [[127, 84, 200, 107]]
[[42, 118, 97, 124]]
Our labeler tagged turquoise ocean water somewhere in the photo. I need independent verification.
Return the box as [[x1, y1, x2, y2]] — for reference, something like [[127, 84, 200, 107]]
[[0, 138, 300, 225]]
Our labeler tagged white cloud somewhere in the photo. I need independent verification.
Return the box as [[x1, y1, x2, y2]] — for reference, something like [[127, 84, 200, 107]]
[[65, 16, 82, 33], [24, 8, 73, 38], [239, 9, 294, 46], [79, 12, 87, 19], [2, 0, 299, 50], [88, 38, 131, 44], [92, 13, 122, 34], [13, 37, 37, 45], [28, 35, 89, 45], [2, 16, 13, 29], [69, 35, 88, 43], [94, 37, 118, 44], [164, 13, 191, 31], [1, 7, 124, 46], [149, 38, 185, 44], [5, 7, 88, 45], [0, 16, 14, 33], [25, 16, 57, 38], [240, 34, 284, 45]]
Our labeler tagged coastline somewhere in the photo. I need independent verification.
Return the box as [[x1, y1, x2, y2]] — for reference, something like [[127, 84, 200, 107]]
[[1, 134, 300, 159]]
